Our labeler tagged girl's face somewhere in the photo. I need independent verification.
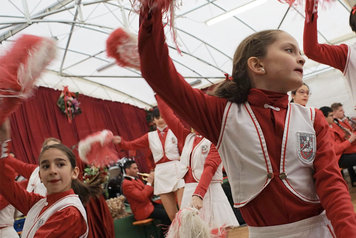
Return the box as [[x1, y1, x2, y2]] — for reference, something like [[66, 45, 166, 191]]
[[153, 116, 167, 129], [292, 85, 310, 106], [258, 32, 305, 93], [39, 148, 79, 195]]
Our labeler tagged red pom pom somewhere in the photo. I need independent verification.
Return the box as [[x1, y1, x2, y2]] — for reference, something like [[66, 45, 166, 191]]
[[0, 34, 56, 124], [106, 28, 140, 70], [78, 130, 118, 167]]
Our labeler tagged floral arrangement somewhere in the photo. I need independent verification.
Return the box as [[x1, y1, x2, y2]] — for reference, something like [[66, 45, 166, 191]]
[[57, 86, 81, 123], [83, 165, 109, 185]]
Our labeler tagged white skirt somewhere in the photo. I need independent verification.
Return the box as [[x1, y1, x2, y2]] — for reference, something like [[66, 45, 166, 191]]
[[248, 211, 335, 238], [154, 160, 185, 195], [181, 182, 239, 228]]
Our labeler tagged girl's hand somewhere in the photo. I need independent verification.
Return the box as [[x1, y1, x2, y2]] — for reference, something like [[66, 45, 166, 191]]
[[192, 195, 203, 210], [112, 136, 122, 144]]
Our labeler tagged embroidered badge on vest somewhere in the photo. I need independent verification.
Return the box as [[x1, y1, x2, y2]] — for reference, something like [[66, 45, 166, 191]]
[[297, 132, 316, 164], [201, 145, 209, 154]]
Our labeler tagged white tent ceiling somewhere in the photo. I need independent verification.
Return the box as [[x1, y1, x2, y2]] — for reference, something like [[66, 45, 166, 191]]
[[1, 0, 355, 114]]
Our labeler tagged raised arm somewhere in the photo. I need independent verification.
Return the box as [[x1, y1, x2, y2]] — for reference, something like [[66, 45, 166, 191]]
[[303, 0, 348, 72], [312, 110, 356, 236], [138, 7, 227, 145], [6, 155, 38, 179], [0, 120, 42, 214], [155, 95, 190, 143], [113, 133, 149, 151]]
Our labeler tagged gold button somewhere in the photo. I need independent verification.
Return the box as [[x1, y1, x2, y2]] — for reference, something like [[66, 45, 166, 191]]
[[279, 173, 287, 179]]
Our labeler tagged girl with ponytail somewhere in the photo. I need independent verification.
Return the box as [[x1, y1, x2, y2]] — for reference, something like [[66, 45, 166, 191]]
[[130, 2, 356, 237], [0, 120, 89, 237]]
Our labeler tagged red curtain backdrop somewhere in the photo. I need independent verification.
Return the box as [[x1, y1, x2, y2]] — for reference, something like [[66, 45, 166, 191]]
[[9, 86, 151, 172]]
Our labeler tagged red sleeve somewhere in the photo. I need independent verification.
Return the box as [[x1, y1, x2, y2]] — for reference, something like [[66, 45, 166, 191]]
[[156, 95, 190, 145], [0, 194, 9, 210], [303, 11, 348, 72], [139, 7, 227, 145], [6, 155, 38, 179], [0, 158, 42, 215], [312, 109, 356, 237], [122, 180, 153, 203], [332, 129, 351, 158], [34, 206, 87, 238], [193, 144, 221, 198], [119, 133, 149, 151]]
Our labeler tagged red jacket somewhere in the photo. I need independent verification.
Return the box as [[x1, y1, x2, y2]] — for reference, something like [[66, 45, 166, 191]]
[[332, 120, 356, 156], [122, 177, 154, 220]]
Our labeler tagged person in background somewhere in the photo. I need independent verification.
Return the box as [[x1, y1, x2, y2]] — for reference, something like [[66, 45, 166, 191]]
[[328, 103, 356, 186], [156, 95, 239, 230], [113, 109, 184, 221], [290, 83, 310, 106], [121, 159, 171, 226]]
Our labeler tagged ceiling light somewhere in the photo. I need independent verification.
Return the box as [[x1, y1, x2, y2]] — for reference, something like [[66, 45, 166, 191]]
[[205, 0, 268, 26]]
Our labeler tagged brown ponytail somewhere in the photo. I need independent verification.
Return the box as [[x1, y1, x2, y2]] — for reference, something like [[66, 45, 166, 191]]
[[71, 179, 102, 205], [214, 30, 282, 103]]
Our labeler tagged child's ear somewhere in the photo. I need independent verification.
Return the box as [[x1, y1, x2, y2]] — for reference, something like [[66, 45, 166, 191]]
[[38, 170, 43, 183], [72, 167, 79, 180], [247, 57, 265, 75]]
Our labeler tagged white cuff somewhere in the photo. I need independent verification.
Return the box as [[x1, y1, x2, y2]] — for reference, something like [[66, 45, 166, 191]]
[[1, 139, 11, 159], [146, 182, 152, 186]]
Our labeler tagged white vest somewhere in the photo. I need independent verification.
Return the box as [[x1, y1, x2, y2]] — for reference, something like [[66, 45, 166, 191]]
[[179, 133, 222, 182], [217, 102, 319, 208], [0, 204, 15, 227], [26, 167, 47, 196], [148, 129, 180, 163], [21, 194, 88, 238], [344, 43, 356, 105]]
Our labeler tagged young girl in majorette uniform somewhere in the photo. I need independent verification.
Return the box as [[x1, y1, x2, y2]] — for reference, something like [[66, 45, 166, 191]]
[[132, 3, 356, 237], [156, 95, 239, 229], [303, 0, 356, 99], [0, 121, 89, 237], [113, 111, 184, 221]]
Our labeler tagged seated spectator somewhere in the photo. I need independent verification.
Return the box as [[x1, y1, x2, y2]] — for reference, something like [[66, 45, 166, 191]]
[[121, 160, 170, 226], [319, 107, 334, 127], [323, 104, 356, 186]]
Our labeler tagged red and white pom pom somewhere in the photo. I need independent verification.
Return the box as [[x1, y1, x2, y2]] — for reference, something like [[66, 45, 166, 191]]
[[166, 208, 227, 238], [0, 34, 56, 124], [78, 130, 118, 167], [106, 28, 140, 70]]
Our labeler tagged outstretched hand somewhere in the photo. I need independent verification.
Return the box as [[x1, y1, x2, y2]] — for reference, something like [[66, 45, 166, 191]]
[[0, 118, 10, 143], [112, 136, 122, 144]]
